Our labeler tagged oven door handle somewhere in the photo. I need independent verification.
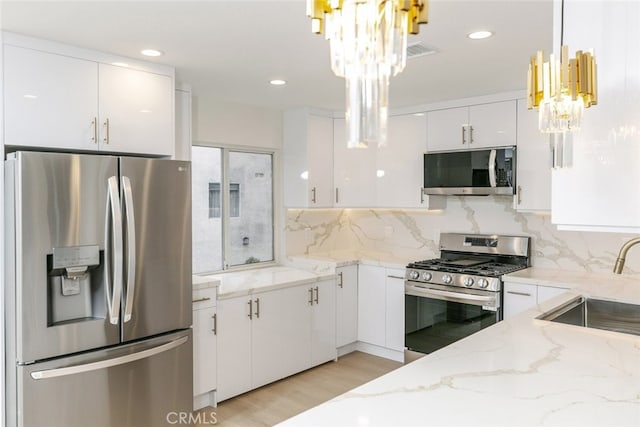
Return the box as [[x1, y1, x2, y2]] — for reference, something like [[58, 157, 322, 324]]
[[406, 285, 498, 308]]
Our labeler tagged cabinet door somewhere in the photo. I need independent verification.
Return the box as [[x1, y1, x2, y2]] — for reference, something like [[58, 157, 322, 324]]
[[426, 107, 469, 152], [357, 265, 386, 347], [376, 114, 428, 207], [174, 88, 192, 161], [537, 285, 568, 304], [98, 64, 173, 156], [251, 286, 311, 389], [515, 99, 551, 211], [308, 115, 334, 207], [216, 297, 252, 402], [193, 306, 217, 397], [468, 101, 517, 149], [4, 45, 99, 150], [503, 282, 537, 319], [385, 269, 405, 352], [336, 265, 358, 347], [333, 119, 377, 207], [311, 279, 337, 365]]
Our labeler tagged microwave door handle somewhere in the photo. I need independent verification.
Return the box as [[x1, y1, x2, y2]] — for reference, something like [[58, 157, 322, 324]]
[[488, 149, 497, 188], [121, 176, 136, 323], [105, 176, 123, 325]]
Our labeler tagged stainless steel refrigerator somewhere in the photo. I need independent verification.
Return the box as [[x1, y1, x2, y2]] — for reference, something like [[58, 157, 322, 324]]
[[4, 151, 193, 427]]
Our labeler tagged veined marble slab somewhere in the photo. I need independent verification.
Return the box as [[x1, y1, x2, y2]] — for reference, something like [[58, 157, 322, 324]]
[[288, 250, 411, 270], [277, 273, 640, 427], [201, 266, 337, 299], [192, 275, 220, 291]]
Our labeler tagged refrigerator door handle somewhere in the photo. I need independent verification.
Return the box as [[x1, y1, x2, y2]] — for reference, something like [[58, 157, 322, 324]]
[[105, 176, 123, 325], [121, 176, 136, 323], [30, 336, 189, 380]]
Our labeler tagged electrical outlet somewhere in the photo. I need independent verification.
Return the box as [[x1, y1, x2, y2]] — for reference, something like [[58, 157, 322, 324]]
[[304, 227, 312, 244], [433, 229, 440, 243]]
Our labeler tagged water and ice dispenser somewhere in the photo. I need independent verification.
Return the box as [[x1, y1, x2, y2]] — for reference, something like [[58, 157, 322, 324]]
[[47, 245, 105, 326]]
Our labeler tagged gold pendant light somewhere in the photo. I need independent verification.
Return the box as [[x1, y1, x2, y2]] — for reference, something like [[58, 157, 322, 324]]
[[307, 0, 428, 148]]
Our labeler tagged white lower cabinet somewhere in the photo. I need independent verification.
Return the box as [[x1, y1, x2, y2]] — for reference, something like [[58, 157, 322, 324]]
[[217, 279, 337, 402], [503, 281, 569, 319], [357, 265, 405, 358], [192, 288, 218, 410], [336, 265, 358, 348]]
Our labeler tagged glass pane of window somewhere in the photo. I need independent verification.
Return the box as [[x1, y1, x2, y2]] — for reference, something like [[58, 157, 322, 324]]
[[228, 151, 274, 267], [192, 146, 223, 273]]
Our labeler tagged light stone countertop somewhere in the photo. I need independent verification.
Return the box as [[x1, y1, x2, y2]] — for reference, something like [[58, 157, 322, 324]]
[[192, 275, 220, 291], [199, 266, 337, 300], [277, 269, 640, 427]]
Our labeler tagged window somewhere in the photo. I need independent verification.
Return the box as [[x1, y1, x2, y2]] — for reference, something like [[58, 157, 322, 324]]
[[192, 146, 274, 273]]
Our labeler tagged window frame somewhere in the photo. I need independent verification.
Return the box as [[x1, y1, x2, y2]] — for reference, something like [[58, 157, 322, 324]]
[[192, 142, 279, 273]]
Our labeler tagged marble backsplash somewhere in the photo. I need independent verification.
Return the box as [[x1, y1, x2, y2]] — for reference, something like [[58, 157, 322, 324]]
[[285, 196, 640, 275]]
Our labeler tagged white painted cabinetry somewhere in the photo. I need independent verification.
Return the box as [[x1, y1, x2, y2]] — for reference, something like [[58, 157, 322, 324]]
[[3, 37, 174, 156], [357, 265, 405, 361], [503, 281, 569, 319], [192, 287, 217, 410], [283, 110, 334, 207], [216, 279, 337, 402], [174, 87, 192, 161], [336, 265, 358, 348], [515, 99, 551, 211], [427, 101, 516, 152]]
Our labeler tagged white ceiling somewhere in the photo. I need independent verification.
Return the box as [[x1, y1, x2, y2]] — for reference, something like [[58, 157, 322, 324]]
[[0, 0, 554, 111]]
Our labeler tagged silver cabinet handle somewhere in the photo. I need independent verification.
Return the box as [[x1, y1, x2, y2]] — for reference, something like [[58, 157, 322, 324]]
[[255, 298, 260, 319], [104, 176, 123, 325], [488, 149, 497, 188], [103, 118, 110, 144], [469, 125, 474, 144], [91, 117, 97, 144], [420, 187, 425, 204], [387, 275, 405, 280], [337, 272, 343, 288], [192, 297, 211, 303], [335, 188, 339, 204], [247, 299, 253, 320], [121, 176, 136, 323], [506, 291, 532, 297], [308, 288, 314, 305], [212, 313, 217, 334], [31, 336, 189, 380], [314, 286, 319, 304], [462, 126, 466, 144], [311, 187, 317, 204], [517, 185, 522, 205]]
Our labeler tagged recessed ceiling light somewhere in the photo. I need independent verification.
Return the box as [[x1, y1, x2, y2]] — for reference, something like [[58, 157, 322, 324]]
[[270, 79, 287, 86], [467, 30, 493, 40], [140, 49, 163, 57], [413, 112, 425, 117], [112, 62, 129, 67]]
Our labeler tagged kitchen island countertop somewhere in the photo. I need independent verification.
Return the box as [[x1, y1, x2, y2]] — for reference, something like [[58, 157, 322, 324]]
[[277, 268, 640, 427]]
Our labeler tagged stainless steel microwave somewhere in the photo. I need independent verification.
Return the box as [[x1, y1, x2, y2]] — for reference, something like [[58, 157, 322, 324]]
[[423, 147, 516, 196]]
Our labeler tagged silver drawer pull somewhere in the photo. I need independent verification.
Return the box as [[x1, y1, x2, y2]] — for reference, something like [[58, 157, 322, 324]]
[[506, 291, 532, 297], [387, 275, 404, 279], [192, 297, 211, 303]]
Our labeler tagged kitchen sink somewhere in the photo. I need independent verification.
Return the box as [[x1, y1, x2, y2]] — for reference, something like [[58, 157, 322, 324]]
[[538, 296, 640, 337]]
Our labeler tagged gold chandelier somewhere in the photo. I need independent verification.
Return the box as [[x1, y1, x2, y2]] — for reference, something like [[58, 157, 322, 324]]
[[527, 45, 597, 133], [307, 0, 428, 148]]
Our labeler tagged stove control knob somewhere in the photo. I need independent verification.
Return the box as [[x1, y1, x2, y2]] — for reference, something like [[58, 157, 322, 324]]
[[463, 277, 474, 287], [422, 272, 432, 281], [442, 274, 452, 284], [477, 278, 489, 289], [409, 271, 420, 280]]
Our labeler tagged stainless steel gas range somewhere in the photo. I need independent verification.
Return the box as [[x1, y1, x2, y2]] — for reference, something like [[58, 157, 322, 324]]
[[404, 233, 531, 360]]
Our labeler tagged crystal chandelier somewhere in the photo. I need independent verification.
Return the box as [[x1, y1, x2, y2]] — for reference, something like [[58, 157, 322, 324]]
[[307, 0, 428, 148]]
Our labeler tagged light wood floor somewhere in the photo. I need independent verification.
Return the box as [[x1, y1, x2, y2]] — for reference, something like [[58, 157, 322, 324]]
[[196, 351, 402, 427]]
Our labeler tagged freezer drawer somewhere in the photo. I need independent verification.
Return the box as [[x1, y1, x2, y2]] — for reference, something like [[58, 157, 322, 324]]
[[11, 330, 193, 427]]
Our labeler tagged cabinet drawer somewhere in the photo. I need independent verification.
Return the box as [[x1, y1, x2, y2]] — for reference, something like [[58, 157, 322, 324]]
[[192, 288, 217, 310]]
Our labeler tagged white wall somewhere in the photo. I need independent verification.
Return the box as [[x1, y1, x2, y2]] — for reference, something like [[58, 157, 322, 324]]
[[192, 94, 282, 149]]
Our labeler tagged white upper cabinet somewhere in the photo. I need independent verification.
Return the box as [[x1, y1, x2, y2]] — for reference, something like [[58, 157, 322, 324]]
[[283, 110, 334, 207], [551, 1, 640, 232], [427, 101, 516, 152], [515, 98, 551, 211], [4, 45, 99, 150], [98, 64, 173, 156], [3, 35, 175, 157]]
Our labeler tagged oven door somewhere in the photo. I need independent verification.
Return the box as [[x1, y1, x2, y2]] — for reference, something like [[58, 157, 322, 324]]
[[404, 282, 501, 357]]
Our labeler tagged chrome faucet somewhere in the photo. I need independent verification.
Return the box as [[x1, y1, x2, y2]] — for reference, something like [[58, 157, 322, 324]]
[[613, 237, 640, 274]]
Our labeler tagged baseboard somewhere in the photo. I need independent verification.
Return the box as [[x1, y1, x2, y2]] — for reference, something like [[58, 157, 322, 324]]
[[355, 342, 404, 362], [337, 342, 358, 357], [193, 390, 216, 411]]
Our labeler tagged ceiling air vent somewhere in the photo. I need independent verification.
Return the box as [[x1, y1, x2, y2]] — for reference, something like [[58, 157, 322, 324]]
[[407, 42, 437, 59]]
